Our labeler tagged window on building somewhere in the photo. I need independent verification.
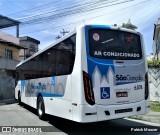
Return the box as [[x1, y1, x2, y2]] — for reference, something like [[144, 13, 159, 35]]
[[30, 44, 36, 52], [5, 49, 13, 60]]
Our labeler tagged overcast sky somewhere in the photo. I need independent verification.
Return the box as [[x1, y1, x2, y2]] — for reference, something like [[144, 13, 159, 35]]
[[0, 0, 160, 55]]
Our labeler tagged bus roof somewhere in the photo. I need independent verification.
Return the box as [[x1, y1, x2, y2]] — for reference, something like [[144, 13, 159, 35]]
[[16, 24, 140, 67]]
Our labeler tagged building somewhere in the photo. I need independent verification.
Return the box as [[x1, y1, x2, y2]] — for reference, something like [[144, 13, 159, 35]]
[[0, 14, 20, 37], [0, 15, 39, 101], [153, 18, 160, 60], [19, 36, 40, 60], [0, 32, 27, 101]]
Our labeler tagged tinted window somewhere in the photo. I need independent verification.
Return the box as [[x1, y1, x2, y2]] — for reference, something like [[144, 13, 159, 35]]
[[43, 48, 56, 77], [19, 60, 35, 80], [16, 34, 76, 81], [55, 34, 76, 76], [88, 29, 142, 60], [34, 53, 44, 78]]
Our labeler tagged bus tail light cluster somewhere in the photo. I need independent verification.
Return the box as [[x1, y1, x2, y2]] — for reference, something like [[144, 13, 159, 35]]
[[83, 71, 95, 105], [145, 73, 149, 100]]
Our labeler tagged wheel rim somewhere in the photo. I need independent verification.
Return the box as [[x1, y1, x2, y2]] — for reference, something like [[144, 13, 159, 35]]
[[38, 101, 43, 116]]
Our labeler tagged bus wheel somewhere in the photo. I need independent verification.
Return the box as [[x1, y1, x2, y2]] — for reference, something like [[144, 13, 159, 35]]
[[18, 91, 21, 105], [37, 96, 45, 119]]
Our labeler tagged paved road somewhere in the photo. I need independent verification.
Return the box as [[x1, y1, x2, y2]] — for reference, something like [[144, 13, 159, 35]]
[[0, 103, 160, 135]]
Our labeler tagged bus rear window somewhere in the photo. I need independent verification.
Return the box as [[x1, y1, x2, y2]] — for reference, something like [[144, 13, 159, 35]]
[[88, 29, 142, 60]]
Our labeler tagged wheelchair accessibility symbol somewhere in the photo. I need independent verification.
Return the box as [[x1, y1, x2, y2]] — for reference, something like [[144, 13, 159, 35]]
[[100, 87, 110, 99]]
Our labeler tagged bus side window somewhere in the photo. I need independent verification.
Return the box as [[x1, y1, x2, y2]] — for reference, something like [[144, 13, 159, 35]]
[[33, 53, 44, 78], [43, 48, 56, 77], [55, 34, 76, 76]]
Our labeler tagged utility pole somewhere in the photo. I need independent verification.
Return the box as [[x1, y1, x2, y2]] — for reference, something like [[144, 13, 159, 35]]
[[55, 35, 61, 40], [60, 29, 69, 36], [55, 29, 69, 40]]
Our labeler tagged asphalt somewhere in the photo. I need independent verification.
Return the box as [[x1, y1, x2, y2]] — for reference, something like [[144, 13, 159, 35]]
[[0, 99, 160, 125]]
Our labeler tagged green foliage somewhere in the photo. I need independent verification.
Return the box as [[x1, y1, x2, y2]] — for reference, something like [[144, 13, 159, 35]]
[[147, 60, 160, 68], [121, 19, 137, 30], [150, 102, 160, 112]]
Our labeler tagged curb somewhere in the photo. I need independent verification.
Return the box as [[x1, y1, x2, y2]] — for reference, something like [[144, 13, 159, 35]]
[[0, 98, 17, 106], [129, 114, 160, 124]]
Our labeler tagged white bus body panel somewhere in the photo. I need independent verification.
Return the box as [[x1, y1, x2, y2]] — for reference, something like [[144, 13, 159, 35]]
[[15, 24, 149, 123], [73, 25, 150, 123]]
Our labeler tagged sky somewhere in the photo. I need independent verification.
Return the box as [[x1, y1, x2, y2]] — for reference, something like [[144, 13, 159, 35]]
[[0, 0, 160, 55]]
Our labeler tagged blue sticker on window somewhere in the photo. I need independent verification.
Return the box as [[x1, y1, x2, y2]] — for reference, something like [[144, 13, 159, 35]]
[[38, 82, 42, 90], [100, 87, 110, 99], [51, 76, 56, 85], [21, 80, 25, 92]]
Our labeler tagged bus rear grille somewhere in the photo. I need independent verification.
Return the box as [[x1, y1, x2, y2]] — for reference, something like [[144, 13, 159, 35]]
[[115, 108, 132, 114]]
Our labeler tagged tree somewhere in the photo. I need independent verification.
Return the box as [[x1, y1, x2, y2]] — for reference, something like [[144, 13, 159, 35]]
[[121, 19, 138, 30]]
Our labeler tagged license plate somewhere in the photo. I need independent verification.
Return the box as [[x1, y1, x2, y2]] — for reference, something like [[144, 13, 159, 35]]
[[116, 92, 128, 98]]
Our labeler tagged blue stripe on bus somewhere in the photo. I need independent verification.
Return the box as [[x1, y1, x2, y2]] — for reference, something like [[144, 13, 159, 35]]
[[87, 57, 114, 77], [36, 92, 63, 97], [21, 80, 25, 92], [116, 82, 135, 85], [91, 25, 111, 29], [85, 25, 115, 77]]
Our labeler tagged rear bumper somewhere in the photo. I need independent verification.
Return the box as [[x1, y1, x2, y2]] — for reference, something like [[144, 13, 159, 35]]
[[96, 100, 146, 121], [79, 100, 149, 123]]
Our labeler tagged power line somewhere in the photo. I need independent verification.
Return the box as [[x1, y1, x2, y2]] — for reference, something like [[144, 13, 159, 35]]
[[0, 0, 152, 37], [17, 0, 106, 21], [117, 0, 152, 25], [0, 0, 110, 30], [21, 0, 150, 29], [138, 0, 160, 27], [6, 0, 60, 16], [2, 0, 134, 30], [19, 0, 150, 35], [84, 0, 151, 22], [10, 0, 103, 19], [19, 0, 114, 23], [20, 0, 134, 26]]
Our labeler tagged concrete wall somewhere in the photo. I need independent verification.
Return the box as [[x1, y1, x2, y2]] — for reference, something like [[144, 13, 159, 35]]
[[149, 67, 160, 102], [0, 69, 15, 101], [0, 58, 19, 70], [0, 42, 20, 101]]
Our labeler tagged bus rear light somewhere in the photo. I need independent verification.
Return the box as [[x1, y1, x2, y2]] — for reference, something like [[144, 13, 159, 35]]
[[145, 73, 149, 100], [83, 71, 95, 105]]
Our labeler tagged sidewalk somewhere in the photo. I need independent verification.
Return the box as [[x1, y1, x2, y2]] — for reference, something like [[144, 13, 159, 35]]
[[129, 111, 160, 124]]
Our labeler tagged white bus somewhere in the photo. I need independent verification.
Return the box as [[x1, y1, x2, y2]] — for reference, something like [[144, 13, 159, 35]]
[[15, 24, 149, 123]]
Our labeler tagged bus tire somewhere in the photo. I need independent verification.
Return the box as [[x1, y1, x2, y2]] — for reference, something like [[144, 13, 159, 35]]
[[18, 91, 21, 105], [37, 96, 45, 120]]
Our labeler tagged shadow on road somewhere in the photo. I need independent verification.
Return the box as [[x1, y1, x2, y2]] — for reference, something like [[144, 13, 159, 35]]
[[47, 117, 159, 135], [20, 103, 159, 135]]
